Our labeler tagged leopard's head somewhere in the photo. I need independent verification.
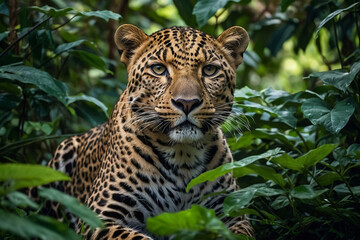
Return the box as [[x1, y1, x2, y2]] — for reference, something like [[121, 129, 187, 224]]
[[114, 24, 249, 143]]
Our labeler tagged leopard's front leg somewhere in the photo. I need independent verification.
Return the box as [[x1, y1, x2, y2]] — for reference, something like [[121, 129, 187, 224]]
[[84, 224, 153, 240]]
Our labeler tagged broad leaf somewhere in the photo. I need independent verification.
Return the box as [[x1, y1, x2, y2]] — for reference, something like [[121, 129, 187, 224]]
[[315, 2, 360, 38], [55, 40, 97, 55], [5, 191, 39, 209], [290, 185, 328, 199], [224, 184, 285, 216], [193, 0, 250, 27], [296, 144, 336, 169], [77, 10, 121, 22], [147, 205, 241, 239], [0, 164, 70, 194], [305, 62, 360, 92], [234, 86, 261, 100], [67, 94, 109, 117], [0, 65, 68, 104], [173, 0, 197, 27], [70, 50, 112, 74], [302, 98, 355, 134], [271, 153, 303, 171], [30, 5, 73, 17], [186, 148, 282, 191], [38, 188, 104, 229], [316, 172, 341, 186], [233, 164, 286, 187], [0, 209, 80, 240], [31, 6, 121, 22]]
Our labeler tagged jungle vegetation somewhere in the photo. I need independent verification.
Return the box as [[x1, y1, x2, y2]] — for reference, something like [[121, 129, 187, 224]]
[[0, 0, 359, 239]]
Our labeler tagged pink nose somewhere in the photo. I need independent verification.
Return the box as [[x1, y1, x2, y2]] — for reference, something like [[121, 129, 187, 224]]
[[171, 98, 203, 115]]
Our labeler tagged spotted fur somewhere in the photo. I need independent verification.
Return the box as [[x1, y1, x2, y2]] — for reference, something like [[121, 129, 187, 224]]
[[46, 24, 252, 239]]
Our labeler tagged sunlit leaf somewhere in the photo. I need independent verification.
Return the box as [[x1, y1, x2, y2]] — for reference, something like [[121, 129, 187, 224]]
[[186, 148, 282, 191], [38, 188, 104, 229], [147, 205, 241, 239], [0, 164, 70, 194], [234, 86, 261, 100]]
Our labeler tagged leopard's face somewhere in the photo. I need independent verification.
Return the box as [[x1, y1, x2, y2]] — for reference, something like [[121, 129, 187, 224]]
[[115, 25, 249, 143]]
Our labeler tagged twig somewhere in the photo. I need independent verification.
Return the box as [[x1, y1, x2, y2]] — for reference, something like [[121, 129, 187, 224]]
[[332, 18, 344, 68], [51, 15, 77, 31], [0, 16, 51, 58]]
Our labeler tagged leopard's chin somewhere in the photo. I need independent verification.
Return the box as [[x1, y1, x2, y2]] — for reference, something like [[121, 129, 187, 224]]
[[168, 122, 204, 143]]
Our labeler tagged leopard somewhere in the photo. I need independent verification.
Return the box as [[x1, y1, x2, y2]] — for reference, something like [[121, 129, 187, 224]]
[[44, 24, 252, 239]]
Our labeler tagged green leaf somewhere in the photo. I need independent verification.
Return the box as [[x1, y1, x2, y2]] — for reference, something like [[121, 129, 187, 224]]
[[334, 183, 360, 196], [234, 86, 261, 100], [186, 148, 282, 191], [0, 164, 70, 194], [173, 0, 197, 27], [0, 134, 74, 154], [305, 62, 360, 92], [233, 164, 286, 187], [70, 50, 112, 74], [54, 40, 97, 55], [30, 6, 122, 22], [0, 209, 80, 240], [281, 0, 296, 11], [237, 101, 296, 128], [301, 98, 355, 134], [77, 10, 122, 22], [147, 205, 241, 239], [315, 2, 360, 38], [223, 190, 256, 216], [297, 144, 336, 169], [0, 65, 68, 104], [224, 184, 285, 216], [271, 153, 303, 171], [38, 188, 104, 229], [5, 191, 39, 209], [193, 0, 250, 27], [67, 94, 109, 118], [316, 172, 341, 186], [30, 5, 73, 17], [290, 185, 328, 199], [270, 195, 289, 210]]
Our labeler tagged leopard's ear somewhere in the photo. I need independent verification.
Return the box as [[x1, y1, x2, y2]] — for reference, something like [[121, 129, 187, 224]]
[[217, 26, 249, 67], [114, 24, 149, 66]]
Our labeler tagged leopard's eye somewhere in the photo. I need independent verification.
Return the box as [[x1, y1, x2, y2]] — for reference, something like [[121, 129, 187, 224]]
[[202, 65, 219, 76], [150, 64, 167, 75]]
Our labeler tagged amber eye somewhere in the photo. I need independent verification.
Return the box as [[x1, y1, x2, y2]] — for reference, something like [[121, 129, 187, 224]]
[[202, 65, 219, 76], [150, 64, 167, 75]]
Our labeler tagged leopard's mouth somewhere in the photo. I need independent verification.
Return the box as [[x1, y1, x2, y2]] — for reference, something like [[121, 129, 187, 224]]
[[167, 120, 204, 143]]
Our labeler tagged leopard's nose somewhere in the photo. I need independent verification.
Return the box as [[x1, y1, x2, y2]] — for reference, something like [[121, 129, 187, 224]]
[[171, 98, 203, 115]]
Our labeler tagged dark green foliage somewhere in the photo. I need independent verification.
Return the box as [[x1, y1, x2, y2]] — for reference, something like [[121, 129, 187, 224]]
[[1, 0, 359, 239]]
